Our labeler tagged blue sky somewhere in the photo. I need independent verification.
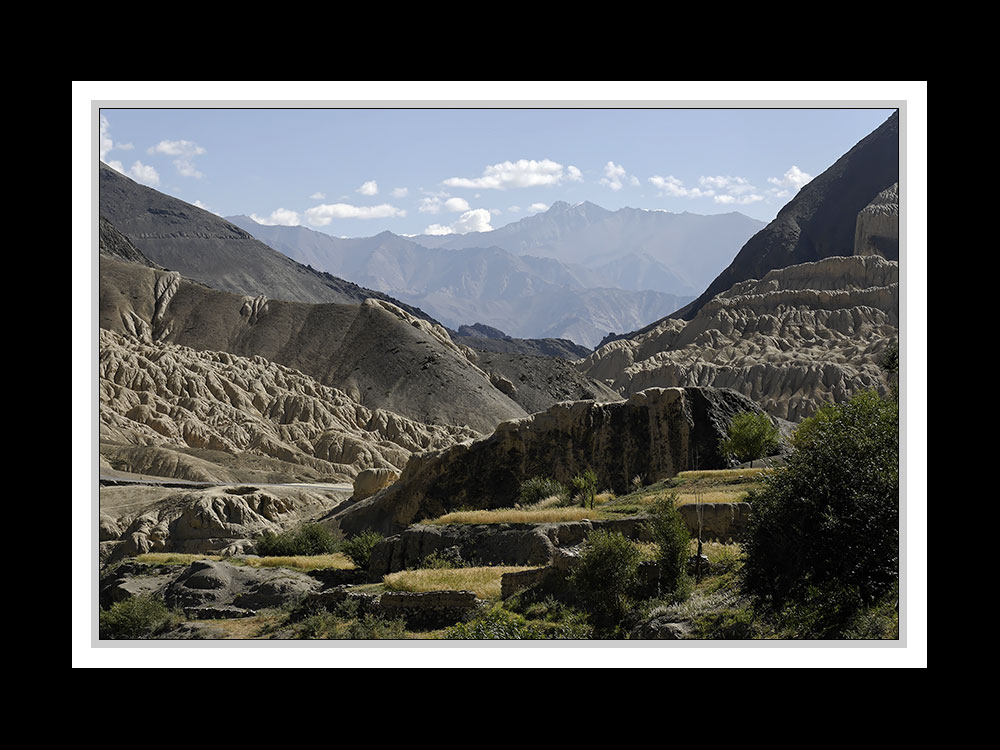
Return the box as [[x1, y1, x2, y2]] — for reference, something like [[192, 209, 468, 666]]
[[99, 107, 896, 238]]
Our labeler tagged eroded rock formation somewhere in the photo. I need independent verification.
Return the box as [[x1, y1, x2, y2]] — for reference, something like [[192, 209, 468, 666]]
[[100, 328, 479, 483], [579, 255, 898, 421]]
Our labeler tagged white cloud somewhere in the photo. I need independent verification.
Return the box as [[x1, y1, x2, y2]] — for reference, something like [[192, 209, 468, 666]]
[[490, 208, 502, 216], [530, 202, 548, 212], [310, 192, 326, 200], [100, 115, 133, 162], [648, 175, 714, 199], [304, 203, 406, 226], [713, 193, 764, 205], [507, 205, 521, 213], [424, 208, 494, 236], [419, 196, 443, 214], [391, 187, 408, 198], [357, 180, 378, 196], [146, 139, 206, 178], [100, 115, 113, 161], [174, 158, 203, 178], [250, 208, 300, 226], [443, 197, 470, 213], [600, 161, 629, 191], [444, 159, 582, 190], [127, 161, 160, 187], [148, 140, 206, 157], [768, 165, 813, 193], [106, 160, 125, 174]]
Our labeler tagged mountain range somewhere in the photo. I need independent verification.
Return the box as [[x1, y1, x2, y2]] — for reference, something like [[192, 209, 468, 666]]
[[227, 205, 764, 348]]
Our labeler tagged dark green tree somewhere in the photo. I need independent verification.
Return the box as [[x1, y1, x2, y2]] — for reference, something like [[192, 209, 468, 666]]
[[644, 493, 691, 601], [719, 411, 780, 468], [568, 530, 641, 632], [739, 391, 899, 636]]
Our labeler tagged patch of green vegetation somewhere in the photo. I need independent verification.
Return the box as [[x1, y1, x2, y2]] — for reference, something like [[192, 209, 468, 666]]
[[568, 529, 642, 635], [99, 595, 177, 640], [340, 530, 384, 569], [740, 390, 898, 638], [645, 493, 691, 603], [255, 522, 340, 557], [518, 476, 569, 506]]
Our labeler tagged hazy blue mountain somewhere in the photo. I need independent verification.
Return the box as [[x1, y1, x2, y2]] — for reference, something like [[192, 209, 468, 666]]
[[409, 201, 766, 292], [228, 216, 694, 347]]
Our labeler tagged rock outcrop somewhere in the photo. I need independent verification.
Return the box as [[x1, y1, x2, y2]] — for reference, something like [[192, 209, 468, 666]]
[[103, 485, 344, 560], [854, 183, 899, 260], [579, 255, 898, 421], [352, 468, 400, 501], [100, 328, 480, 483], [336, 387, 776, 536]]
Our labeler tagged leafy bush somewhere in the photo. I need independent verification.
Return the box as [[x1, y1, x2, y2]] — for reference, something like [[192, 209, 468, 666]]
[[644, 493, 691, 602], [740, 391, 898, 636], [570, 468, 598, 509], [255, 522, 340, 557], [568, 530, 642, 632], [719, 411, 780, 467], [341, 530, 384, 569], [518, 476, 568, 506], [99, 595, 174, 640], [445, 605, 544, 640]]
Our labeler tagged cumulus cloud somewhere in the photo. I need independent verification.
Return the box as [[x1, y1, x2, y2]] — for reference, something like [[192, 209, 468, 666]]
[[444, 159, 582, 190], [192, 199, 219, 215], [391, 187, 408, 198], [304, 202, 406, 226], [127, 161, 160, 186], [146, 139, 206, 178], [443, 197, 470, 212], [530, 202, 548, 212], [357, 180, 378, 196], [250, 208, 300, 226], [148, 140, 206, 157], [424, 208, 494, 236], [507, 205, 521, 213], [106, 160, 125, 174], [100, 115, 133, 162], [600, 161, 631, 191], [648, 175, 714, 199], [310, 192, 326, 200], [714, 193, 764, 205], [767, 165, 813, 198]]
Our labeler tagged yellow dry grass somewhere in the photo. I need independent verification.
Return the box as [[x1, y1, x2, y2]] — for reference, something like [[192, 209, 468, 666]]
[[135, 552, 355, 571], [675, 468, 768, 481], [382, 566, 539, 600], [425, 507, 604, 525]]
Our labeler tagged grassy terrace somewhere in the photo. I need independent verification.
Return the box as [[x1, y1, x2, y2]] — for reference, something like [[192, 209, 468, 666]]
[[134, 552, 355, 571], [383, 566, 540, 600], [421, 468, 769, 525]]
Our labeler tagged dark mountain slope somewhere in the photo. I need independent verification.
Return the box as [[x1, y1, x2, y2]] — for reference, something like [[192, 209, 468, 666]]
[[98, 162, 437, 322], [673, 110, 899, 321]]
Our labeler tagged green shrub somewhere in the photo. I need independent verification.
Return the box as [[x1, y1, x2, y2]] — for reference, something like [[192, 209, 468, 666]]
[[518, 476, 568, 506], [644, 493, 691, 602], [719, 411, 780, 467], [341, 530, 384, 569], [568, 530, 642, 632], [445, 605, 543, 640], [692, 608, 761, 640], [570, 468, 598, 509], [740, 391, 898, 637], [255, 522, 340, 557], [99, 595, 174, 640]]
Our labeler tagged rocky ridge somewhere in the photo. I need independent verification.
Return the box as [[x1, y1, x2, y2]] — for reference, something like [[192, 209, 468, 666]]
[[579, 255, 898, 421], [335, 386, 777, 536]]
